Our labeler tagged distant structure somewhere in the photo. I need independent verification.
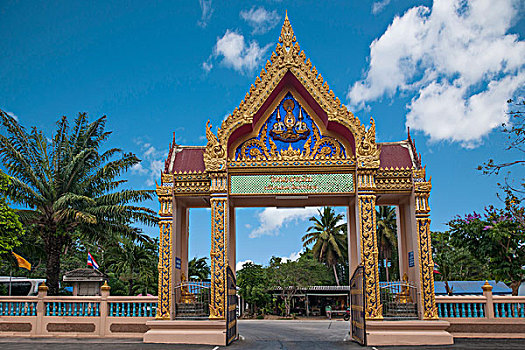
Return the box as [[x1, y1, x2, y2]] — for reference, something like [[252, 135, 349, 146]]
[[63, 268, 108, 296]]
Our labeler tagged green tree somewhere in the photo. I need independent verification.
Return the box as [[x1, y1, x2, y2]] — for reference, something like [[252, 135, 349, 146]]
[[302, 207, 347, 285], [376, 206, 399, 281], [236, 262, 271, 315], [106, 236, 157, 295], [0, 170, 25, 254], [432, 231, 490, 295], [448, 204, 525, 295], [188, 257, 211, 280], [0, 111, 157, 294]]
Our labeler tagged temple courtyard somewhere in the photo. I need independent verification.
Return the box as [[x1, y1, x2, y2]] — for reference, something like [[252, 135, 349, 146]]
[[0, 320, 524, 349]]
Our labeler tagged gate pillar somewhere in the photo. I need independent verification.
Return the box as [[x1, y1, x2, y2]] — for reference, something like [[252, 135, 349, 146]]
[[155, 180, 173, 319], [356, 170, 382, 320], [413, 168, 438, 319], [209, 173, 228, 320]]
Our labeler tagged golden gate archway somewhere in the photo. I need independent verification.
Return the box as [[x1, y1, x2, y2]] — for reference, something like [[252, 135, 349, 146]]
[[144, 14, 449, 346]]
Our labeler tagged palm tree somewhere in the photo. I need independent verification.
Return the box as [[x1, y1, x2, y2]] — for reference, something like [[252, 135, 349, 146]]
[[188, 257, 210, 280], [106, 236, 157, 295], [376, 206, 398, 281], [0, 111, 157, 294], [302, 207, 347, 285]]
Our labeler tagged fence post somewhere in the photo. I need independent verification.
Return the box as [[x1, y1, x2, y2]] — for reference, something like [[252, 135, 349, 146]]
[[35, 282, 48, 335], [482, 281, 494, 319], [99, 281, 111, 336]]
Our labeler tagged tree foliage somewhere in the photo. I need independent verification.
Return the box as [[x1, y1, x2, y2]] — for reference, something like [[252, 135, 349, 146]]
[[0, 110, 157, 294], [0, 170, 24, 254], [188, 257, 210, 280], [448, 204, 525, 295], [236, 262, 271, 315], [302, 207, 347, 285], [376, 206, 399, 281]]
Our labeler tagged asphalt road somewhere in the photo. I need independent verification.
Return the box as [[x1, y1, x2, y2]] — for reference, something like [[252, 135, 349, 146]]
[[0, 320, 524, 349]]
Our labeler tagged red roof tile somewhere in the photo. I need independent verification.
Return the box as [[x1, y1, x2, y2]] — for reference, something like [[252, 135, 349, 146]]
[[171, 147, 205, 173], [379, 143, 414, 169]]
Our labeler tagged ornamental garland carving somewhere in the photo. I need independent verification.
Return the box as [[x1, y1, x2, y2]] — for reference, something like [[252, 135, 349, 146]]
[[209, 198, 227, 319], [417, 218, 438, 319], [358, 195, 383, 320], [156, 221, 172, 319]]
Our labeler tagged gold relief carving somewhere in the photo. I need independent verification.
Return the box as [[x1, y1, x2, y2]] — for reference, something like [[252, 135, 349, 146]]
[[358, 195, 383, 320], [161, 173, 174, 184], [217, 14, 367, 160], [375, 168, 413, 192], [210, 173, 228, 192], [204, 121, 227, 172], [156, 221, 172, 319], [415, 180, 432, 193], [417, 217, 438, 319], [357, 170, 376, 191], [356, 118, 381, 169], [209, 197, 227, 319]]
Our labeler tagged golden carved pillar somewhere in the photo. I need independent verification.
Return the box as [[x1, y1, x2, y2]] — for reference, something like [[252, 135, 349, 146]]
[[155, 177, 173, 319], [357, 170, 382, 320], [209, 173, 228, 320], [413, 168, 438, 319]]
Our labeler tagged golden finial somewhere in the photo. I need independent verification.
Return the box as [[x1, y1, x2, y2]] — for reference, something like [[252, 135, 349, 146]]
[[101, 280, 111, 291], [482, 281, 493, 292], [279, 11, 296, 47]]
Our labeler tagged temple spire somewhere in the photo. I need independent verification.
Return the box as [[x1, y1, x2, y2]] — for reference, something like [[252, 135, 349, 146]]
[[279, 11, 296, 48]]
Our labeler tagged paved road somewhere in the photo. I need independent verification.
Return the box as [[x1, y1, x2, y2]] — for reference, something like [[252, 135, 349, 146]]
[[1, 320, 525, 349]]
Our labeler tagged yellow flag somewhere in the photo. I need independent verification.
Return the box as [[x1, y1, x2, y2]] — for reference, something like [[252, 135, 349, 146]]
[[11, 252, 31, 271]]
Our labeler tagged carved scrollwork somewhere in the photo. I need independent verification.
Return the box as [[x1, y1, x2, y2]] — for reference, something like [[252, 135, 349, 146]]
[[358, 195, 383, 320], [156, 221, 172, 319], [417, 217, 438, 319], [204, 121, 227, 172], [209, 197, 227, 319], [356, 118, 381, 169]]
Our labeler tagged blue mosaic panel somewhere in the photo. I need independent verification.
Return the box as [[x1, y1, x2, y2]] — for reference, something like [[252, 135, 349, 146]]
[[230, 173, 354, 195], [235, 93, 346, 160]]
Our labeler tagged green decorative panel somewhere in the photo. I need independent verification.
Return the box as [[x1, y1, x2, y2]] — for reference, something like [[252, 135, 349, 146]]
[[230, 173, 354, 195]]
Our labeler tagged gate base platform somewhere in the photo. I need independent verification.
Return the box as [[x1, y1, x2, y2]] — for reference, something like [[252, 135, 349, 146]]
[[365, 320, 453, 346], [143, 320, 226, 345]]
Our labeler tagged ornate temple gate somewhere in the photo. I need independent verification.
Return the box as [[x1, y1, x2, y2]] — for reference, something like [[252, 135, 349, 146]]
[[350, 265, 366, 345], [226, 266, 237, 345], [144, 13, 452, 347]]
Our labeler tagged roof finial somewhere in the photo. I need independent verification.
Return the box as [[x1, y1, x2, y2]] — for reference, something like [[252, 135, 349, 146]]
[[279, 10, 296, 47]]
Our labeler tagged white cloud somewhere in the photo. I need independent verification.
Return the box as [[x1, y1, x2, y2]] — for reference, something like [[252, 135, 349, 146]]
[[202, 60, 213, 73], [372, 0, 391, 14], [132, 139, 168, 186], [240, 7, 280, 34], [236, 259, 253, 271], [348, 0, 525, 147], [249, 207, 320, 238], [4, 110, 19, 121], [212, 30, 271, 74], [280, 250, 303, 263], [197, 0, 213, 28]]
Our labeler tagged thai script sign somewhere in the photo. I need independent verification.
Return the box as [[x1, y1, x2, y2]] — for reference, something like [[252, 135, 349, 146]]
[[230, 173, 354, 195]]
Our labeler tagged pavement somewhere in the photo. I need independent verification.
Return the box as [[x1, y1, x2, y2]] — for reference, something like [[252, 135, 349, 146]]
[[0, 320, 524, 349]]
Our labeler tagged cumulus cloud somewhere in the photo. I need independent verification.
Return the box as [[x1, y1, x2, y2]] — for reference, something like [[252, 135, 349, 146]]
[[131, 140, 167, 186], [240, 7, 280, 34], [197, 0, 213, 28], [249, 207, 320, 238], [348, 0, 525, 147], [372, 0, 391, 14], [208, 30, 271, 74], [280, 250, 303, 262]]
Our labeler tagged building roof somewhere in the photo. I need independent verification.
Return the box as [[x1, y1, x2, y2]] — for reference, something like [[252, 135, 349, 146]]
[[62, 268, 108, 282], [378, 141, 415, 169], [434, 280, 511, 295], [165, 146, 206, 174]]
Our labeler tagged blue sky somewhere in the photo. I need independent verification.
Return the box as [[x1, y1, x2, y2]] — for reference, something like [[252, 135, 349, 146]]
[[1, 1, 524, 268]]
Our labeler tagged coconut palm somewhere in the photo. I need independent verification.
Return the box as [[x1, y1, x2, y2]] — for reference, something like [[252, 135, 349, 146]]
[[188, 257, 211, 280], [376, 206, 398, 281], [0, 110, 157, 294], [302, 207, 347, 285]]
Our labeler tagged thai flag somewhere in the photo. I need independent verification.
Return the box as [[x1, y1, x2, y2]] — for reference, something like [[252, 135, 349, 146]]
[[87, 252, 100, 270]]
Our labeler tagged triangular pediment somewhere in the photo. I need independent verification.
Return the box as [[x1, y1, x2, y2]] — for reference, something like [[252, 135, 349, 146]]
[[204, 13, 381, 171]]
